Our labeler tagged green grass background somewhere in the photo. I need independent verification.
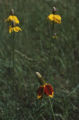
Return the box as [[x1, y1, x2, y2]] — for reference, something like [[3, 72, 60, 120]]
[[0, 0, 79, 120]]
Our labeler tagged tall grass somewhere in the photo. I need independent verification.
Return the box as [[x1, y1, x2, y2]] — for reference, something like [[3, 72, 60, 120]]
[[0, 0, 79, 120]]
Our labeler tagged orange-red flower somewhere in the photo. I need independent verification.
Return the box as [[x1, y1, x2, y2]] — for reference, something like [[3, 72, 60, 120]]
[[37, 83, 54, 99]]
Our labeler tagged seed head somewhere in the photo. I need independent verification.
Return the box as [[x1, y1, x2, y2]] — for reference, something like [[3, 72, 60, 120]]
[[36, 72, 42, 79], [10, 9, 14, 15], [52, 6, 57, 14]]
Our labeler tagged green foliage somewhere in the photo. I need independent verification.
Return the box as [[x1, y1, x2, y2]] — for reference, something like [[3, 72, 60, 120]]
[[0, 0, 79, 120]]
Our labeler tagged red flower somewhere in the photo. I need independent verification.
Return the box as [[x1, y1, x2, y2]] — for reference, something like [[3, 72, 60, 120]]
[[37, 84, 54, 99]]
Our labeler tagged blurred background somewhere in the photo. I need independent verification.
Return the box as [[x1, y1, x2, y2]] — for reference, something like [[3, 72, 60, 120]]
[[0, 0, 79, 120]]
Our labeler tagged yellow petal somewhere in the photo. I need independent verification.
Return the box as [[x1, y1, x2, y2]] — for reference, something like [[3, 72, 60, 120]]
[[48, 14, 61, 24], [48, 14, 54, 21], [13, 26, 22, 32], [5, 15, 19, 24], [13, 16, 20, 24], [54, 15, 61, 24], [37, 95, 42, 99], [49, 92, 54, 98], [9, 26, 13, 33], [5, 16, 13, 22], [8, 26, 22, 33]]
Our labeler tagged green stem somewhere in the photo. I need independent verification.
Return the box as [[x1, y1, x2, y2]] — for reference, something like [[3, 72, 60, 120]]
[[9, 35, 12, 73], [37, 76, 46, 85], [39, 77, 46, 85], [49, 98, 55, 120], [52, 22, 55, 34], [49, 21, 55, 64], [12, 32, 15, 76]]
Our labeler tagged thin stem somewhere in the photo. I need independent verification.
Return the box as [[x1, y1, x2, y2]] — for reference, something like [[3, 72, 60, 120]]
[[49, 21, 55, 64], [12, 32, 15, 76], [49, 98, 55, 120], [39, 77, 46, 85], [52, 22, 55, 34], [9, 35, 12, 73]]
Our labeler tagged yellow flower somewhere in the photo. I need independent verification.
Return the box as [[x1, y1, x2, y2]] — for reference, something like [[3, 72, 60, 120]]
[[5, 15, 19, 24], [48, 14, 61, 24], [9, 25, 22, 33]]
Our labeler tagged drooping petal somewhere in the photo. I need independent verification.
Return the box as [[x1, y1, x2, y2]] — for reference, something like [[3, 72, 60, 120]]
[[48, 14, 54, 21], [13, 16, 20, 24], [5, 15, 19, 24], [9, 26, 13, 33], [53, 15, 61, 24], [44, 84, 54, 98], [37, 85, 44, 99], [8, 26, 22, 33], [13, 26, 22, 32], [48, 14, 61, 24]]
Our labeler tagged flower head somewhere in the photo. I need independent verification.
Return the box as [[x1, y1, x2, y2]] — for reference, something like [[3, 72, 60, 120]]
[[5, 9, 19, 24], [36, 72, 54, 99], [5, 9, 22, 33], [37, 83, 54, 99], [48, 6, 61, 24], [5, 9, 20, 25], [5, 15, 20, 24], [48, 14, 61, 24], [9, 25, 22, 34]]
